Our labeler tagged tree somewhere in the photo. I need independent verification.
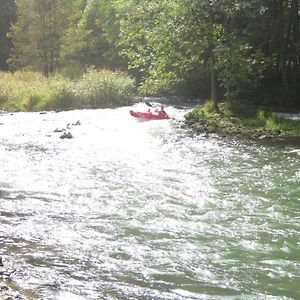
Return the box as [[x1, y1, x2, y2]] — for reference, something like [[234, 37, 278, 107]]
[[0, 0, 16, 70], [5, 0, 299, 108], [59, 0, 126, 76], [226, 0, 300, 106], [9, 0, 72, 75], [114, 0, 226, 110]]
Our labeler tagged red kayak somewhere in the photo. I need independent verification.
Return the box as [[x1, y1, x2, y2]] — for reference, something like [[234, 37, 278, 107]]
[[130, 110, 169, 120]]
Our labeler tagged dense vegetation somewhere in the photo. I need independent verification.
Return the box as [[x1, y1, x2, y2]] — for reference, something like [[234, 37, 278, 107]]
[[0, 70, 136, 111], [185, 100, 300, 138], [0, 0, 299, 111]]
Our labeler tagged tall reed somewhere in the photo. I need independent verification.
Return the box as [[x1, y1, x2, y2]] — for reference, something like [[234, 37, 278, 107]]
[[0, 69, 136, 111]]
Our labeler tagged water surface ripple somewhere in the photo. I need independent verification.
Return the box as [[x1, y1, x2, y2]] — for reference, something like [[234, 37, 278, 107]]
[[0, 104, 299, 299]]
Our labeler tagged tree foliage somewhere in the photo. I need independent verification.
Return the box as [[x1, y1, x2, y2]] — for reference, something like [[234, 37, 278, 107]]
[[0, 0, 16, 70], [61, 0, 111, 73], [1, 0, 299, 108], [9, 0, 72, 75], [113, 0, 299, 107]]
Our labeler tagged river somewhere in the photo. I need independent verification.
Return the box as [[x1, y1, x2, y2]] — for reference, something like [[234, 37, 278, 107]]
[[0, 102, 299, 300]]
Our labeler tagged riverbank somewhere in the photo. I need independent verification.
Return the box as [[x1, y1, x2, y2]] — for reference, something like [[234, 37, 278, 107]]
[[0, 282, 32, 300], [0, 70, 136, 112], [185, 101, 300, 141], [0, 281, 37, 300]]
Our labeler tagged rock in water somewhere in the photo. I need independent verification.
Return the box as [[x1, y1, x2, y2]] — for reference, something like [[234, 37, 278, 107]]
[[0, 257, 16, 279], [60, 132, 73, 139], [54, 128, 65, 133]]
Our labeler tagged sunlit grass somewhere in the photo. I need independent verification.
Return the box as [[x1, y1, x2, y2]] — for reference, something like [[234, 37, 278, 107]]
[[185, 100, 300, 136], [0, 69, 136, 111]]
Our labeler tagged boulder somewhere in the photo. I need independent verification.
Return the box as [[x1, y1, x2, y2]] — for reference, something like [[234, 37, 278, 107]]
[[60, 132, 73, 139], [54, 128, 65, 133]]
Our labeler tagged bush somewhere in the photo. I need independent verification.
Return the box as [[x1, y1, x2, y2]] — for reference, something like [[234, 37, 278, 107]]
[[203, 100, 216, 113], [256, 109, 266, 125], [75, 69, 136, 108], [0, 69, 137, 111], [0, 71, 55, 111], [255, 109, 280, 130], [185, 107, 205, 121]]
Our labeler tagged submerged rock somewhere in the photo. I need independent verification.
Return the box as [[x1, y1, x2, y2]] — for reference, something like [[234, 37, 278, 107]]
[[0, 257, 16, 279], [67, 120, 81, 128], [54, 128, 65, 133], [60, 132, 73, 139], [0, 257, 37, 300], [54, 120, 81, 136]]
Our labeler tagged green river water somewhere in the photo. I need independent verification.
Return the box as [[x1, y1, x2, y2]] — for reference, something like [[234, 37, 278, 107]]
[[0, 103, 299, 299]]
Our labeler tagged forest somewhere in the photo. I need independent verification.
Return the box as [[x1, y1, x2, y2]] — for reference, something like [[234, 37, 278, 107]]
[[0, 0, 299, 110]]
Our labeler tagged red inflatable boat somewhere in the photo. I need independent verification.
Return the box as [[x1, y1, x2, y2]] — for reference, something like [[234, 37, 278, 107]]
[[129, 110, 169, 120]]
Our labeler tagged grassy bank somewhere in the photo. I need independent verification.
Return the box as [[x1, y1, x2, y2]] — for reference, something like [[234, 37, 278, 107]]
[[185, 101, 300, 139], [0, 69, 136, 112]]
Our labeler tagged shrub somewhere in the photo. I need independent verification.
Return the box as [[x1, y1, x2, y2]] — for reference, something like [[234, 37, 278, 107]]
[[185, 107, 207, 121], [256, 109, 266, 125], [75, 69, 136, 108], [202, 100, 216, 113], [265, 116, 279, 131], [0, 69, 136, 111]]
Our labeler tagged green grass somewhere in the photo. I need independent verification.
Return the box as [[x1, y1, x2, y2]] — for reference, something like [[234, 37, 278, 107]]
[[185, 100, 300, 137], [0, 69, 137, 111], [240, 109, 300, 135]]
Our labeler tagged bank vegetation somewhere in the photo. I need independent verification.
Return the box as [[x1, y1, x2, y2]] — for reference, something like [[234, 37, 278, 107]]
[[0, 69, 136, 111], [185, 100, 300, 139], [0, 0, 299, 124]]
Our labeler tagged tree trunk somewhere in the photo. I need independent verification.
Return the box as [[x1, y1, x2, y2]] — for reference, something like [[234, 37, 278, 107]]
[[50, 50, 54, 74], [290, 0, 299, 82], [210, 54, 218, 110], [280, 5, 291, 90], [208, 2, 219, 112], [280, 0, 300, 89]]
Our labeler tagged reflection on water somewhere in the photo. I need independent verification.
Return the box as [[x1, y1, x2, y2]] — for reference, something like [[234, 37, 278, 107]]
[[0, 104, 299, 299]]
